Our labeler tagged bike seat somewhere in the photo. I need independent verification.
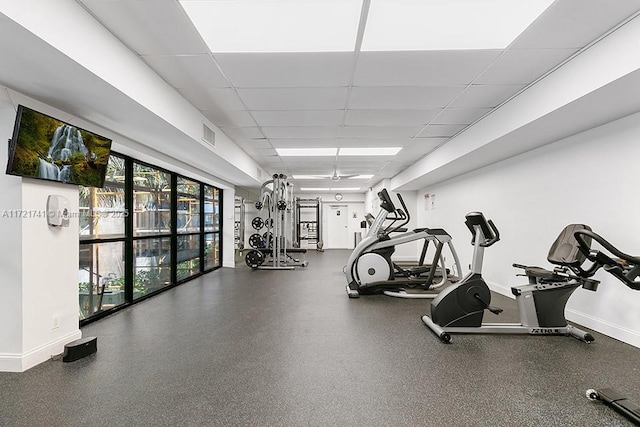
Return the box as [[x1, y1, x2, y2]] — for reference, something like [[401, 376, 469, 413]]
[[522, 266, 567, 282]]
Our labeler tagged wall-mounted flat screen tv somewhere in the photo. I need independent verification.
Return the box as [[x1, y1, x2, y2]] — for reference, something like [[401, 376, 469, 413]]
[[6, 105, 113, 188]]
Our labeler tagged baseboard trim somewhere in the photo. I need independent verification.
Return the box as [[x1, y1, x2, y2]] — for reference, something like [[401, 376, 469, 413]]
[[566, 309, 640, 349], [0, 329, 82, 372]]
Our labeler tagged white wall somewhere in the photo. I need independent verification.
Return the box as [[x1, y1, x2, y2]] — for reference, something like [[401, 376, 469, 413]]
[[0, 101, 24, 363], [318, 193, 366, 250], [222, 188, 235, 268], [0, 93, 83, 371], [415, 111, 640, 348], [20, 181, 82, 369]]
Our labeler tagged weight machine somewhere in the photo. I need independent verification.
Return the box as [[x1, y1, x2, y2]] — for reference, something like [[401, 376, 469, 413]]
[[295, 197, 324, 251], [234, 196, 245, 253], [245, 174, 308, 270]]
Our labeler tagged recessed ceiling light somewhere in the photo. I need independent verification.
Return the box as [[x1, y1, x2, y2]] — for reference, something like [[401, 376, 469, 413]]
[[331, 187, 361, 191], [276, 148, 338, 157], [180, 0, 363, 53], [300, 188, 333, 192], [291, 175, 331, 179], [339, 147, 402, 156], [362, 0, 554, 51], [348, 175, 374, 179]]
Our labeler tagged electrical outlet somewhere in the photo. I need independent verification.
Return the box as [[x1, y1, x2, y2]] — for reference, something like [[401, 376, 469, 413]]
[[52, 316, 59, 330]]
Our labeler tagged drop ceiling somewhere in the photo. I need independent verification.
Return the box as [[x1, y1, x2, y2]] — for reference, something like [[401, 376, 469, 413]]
[[26, 0, 640, 191]]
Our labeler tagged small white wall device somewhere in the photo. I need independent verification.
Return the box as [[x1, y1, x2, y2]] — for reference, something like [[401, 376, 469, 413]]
[[47, 195, 70, 227]]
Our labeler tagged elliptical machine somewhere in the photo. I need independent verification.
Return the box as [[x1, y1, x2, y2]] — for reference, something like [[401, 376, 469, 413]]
[[345, 189, 462, 298], [422, 212, 605, 343]]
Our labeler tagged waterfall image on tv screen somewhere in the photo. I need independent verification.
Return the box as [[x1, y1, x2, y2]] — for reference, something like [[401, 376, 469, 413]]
[[6, 105, 112, 187]]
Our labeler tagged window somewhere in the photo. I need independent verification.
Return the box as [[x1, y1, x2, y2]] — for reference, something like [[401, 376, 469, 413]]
[[79, 155, 126, 240], [78, 242, 125, 319], [133, 163, 172, 236], [78, 153, 222, 324], [134, 237, 172, 298]]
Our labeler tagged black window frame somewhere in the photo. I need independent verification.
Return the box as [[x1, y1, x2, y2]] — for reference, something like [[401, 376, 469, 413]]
[[78, 151, 223, 325]]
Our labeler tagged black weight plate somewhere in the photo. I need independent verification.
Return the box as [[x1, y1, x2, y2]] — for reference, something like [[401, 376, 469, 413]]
[[249, 233, 266, 249], [245, 250, 265, 269], [252, 217, 264, 230]]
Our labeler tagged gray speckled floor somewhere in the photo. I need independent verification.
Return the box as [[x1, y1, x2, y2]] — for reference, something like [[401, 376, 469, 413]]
[[0, 250, 638, 427]]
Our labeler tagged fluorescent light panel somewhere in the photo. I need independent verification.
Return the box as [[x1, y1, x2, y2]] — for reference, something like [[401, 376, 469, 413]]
[[300, 187, 361, 191], [180, 0, 363, 53], [362, 0, 554, 51], [348, 175, 374, 179], [339, 147, 401, 156], [291, 175, 331, 179], [276, 148, 337, 157]]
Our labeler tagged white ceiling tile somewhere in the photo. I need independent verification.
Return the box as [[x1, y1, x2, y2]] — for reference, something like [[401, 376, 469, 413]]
[[235, 138, 272, 149], [510, 0, 640, 49], [353, 51, 501, 86], [220, 127, 264, 140], [335, 159, 388, 168], [279, 158, 337, 168], [80, 0, 208, 55], [349, 86, 465, 109], [178, 88, 246, 110], [392, 139, 445, 162], [431, 108, 492, 125], [416, 124, 466, 138], [337, 138, 415, 148], [142, 54, 230, 88], [449, 85, 526, 108], [261, 127, 339, 139], [201, 110, 256, 127], [214, 52, 355, 87], [339, 126, 424, 138], [248, 147, 279, 157], [252, 110, 344, 127], [344, 109, 440, 126], [476, 49, 578, 85], [237, 87, 349, 110]]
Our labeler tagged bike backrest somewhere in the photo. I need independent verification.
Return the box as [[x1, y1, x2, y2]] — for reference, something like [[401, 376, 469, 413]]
[[547, 224, 592, 268]]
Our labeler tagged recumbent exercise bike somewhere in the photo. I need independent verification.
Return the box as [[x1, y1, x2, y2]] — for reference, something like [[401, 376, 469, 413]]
[[422, 212, 640, 343]]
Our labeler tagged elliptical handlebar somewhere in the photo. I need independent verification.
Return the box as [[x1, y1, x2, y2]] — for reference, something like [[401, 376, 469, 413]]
[[574, 229, 640, 290]]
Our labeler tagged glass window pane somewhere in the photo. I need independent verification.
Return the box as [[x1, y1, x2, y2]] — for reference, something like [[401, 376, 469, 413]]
[[133, 163, 172, 236], [177, 235, 200, 280], [177, 177, 201, 234], [205, 233, 220, 270], [79, 155, 126, 240], [133, 238, 172, 299], [204, 185, 219, 232], [78, 242, 125, 319]]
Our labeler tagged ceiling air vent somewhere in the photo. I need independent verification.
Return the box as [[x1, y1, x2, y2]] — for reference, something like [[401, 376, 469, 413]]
[[202, 123, 216, 148]]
